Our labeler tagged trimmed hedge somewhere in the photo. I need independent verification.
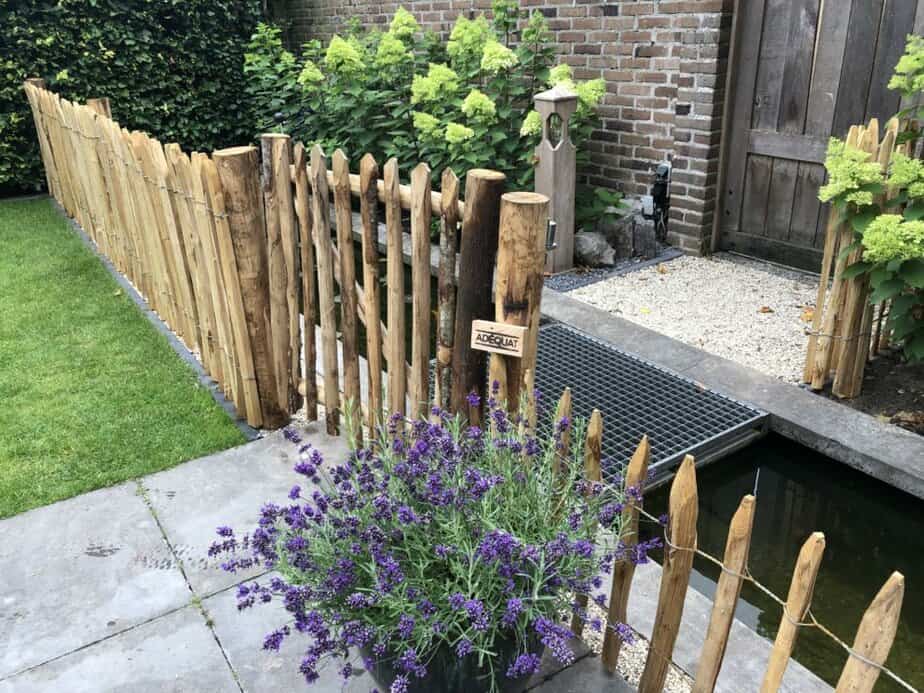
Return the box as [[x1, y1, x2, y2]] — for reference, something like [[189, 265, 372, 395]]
[[1, 1, 263, 196]]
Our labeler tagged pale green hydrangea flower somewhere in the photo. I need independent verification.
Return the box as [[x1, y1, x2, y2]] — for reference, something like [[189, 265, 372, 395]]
[[888, 35, 924, 97], [817, 138, 884, 207], [447, 15, 492, 65], [389, 7, 419, 41], [481, 40, 518, 73], [548, 64, 572, 86], [445, 122, 475, 145], [297, 60, 324, 88], [325, 35, 365, 75], [520, 110, 542, 136], [411, 63, 460, 104], [280, 50, 297, 69], [576, 78, 606, 107], [862, 214, 924, 264], [461, 89, 496, 122], [412, 111, 441, 138], [375, 32, 412, 69], [888, 152, 924, 199]]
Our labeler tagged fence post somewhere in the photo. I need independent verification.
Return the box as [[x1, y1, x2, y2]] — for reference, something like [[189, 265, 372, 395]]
[[450, 169, 506, 423], [490, 191, 549, 414], [214, 145, 286, 429], [693, 494, 756, 693], [759, 532, 826, 693], [834, 571, 904, 693], [410, 163, 433, 419], [603, 435, 651, 672], [359, 154, 383, 436], [638, 455, 698, 693], [534, 86, 578, 274]]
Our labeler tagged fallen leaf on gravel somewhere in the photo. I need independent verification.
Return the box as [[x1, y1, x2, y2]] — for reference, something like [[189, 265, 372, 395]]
[[639, 307, 651, 314], [758, 306, 774, 313], [800, 307, 814, 322], [656, 263, 668, 274]]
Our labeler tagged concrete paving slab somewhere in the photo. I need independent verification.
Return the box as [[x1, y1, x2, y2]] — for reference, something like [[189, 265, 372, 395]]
[[141, 425, 350, 596], [0, 482, 189, 678], [530, 654, 634, 692], [0, 606, 238, 693], [205, 581, 368, 692]]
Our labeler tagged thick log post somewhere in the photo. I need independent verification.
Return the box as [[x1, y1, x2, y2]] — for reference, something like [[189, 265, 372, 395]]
[[214, 145, 286, 428], [492, 191, 549, 413], [450, 169, 506, 422]]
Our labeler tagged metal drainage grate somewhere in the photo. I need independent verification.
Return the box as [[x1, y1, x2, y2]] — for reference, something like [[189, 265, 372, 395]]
[[534, 322, 768, 485]]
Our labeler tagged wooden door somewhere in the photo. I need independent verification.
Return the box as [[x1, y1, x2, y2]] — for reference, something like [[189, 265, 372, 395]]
[[719, 0, 922, 270]]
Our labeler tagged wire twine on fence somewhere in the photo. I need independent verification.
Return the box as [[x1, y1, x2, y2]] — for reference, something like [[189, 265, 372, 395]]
[[625, 502, 919, 693]]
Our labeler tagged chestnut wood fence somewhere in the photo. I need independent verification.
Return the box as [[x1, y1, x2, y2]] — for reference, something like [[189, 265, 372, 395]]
[[553, 388, 912, 692], [803, 117, 910, 398], [23, 80, 549, 435]]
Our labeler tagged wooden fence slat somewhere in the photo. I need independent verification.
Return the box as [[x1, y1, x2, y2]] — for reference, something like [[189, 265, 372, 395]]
[[603, 435, 651, 672], [450, 169, 506, 421], [359, 154, 383, 436], [201, 154, 263, 427], [436, 168, 460, 412], [165, 143, 217, 378], [293, 143, 318, 422], [23, 81, 58, 198], [191, 150, 241, 403], [834, 571, 904, 693], [759, 532, 826, 693], [384, 158, 406, 421], [410, 163, 433, 419], [262, 134, 299, 416], [552, 387, 572, 482], [639, 455, 698, 693], [693, 494, 756, 693], [214, 144, 285, 428], [570, 408, 602, 636], [333, 149, 362, 441], [309, 145, 341, 435]]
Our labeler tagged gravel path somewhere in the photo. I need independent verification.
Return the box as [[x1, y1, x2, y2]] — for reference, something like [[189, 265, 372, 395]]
[[570, 253, 818, 383], [583, 603, 693, 692]]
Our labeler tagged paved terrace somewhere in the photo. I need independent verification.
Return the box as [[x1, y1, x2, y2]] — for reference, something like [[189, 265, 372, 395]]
[[1, 426, 829, 692]]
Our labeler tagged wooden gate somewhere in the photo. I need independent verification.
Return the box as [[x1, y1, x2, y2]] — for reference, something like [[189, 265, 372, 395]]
[[717, 0, 923, 270]]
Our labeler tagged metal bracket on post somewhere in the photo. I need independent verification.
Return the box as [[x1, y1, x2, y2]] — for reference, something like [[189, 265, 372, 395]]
[[533, 86, 578, 274]]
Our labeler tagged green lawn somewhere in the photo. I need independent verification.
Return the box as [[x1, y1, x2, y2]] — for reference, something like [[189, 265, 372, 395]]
[[0, 198, 245, 518]]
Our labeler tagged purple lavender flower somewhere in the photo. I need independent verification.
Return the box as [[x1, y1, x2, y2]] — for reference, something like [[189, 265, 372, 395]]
[[455, 638, 474, 658], [506, 652, 542, 679], [465, 390, 481, 408], [397, 614, 415, 640]]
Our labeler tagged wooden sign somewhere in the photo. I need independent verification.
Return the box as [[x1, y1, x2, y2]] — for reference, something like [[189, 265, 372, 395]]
[[470, 320, 527, 358]]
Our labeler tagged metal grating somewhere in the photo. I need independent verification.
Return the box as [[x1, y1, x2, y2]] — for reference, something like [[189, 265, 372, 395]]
[[534, 322, 767, 485]]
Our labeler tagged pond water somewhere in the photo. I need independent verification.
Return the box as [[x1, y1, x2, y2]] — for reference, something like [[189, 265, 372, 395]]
[[641, 434, 923, 691]]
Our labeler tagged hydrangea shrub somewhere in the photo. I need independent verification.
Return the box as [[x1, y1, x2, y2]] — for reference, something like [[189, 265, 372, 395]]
[[210, 391, 657, 691], [243, 1, 610, 199], [818, 34, 924, 361]]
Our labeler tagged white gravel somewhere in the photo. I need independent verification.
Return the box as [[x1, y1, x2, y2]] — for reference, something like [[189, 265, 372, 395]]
[[570, 253, 818, 383], [582, 602, 693, 692]]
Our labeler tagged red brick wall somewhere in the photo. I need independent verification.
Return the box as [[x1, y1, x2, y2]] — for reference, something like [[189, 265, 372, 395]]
[[269, 0, 734, 253]]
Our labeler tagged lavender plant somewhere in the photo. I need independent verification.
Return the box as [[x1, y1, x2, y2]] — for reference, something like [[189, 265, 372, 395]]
[[210, 391, 658, 692]]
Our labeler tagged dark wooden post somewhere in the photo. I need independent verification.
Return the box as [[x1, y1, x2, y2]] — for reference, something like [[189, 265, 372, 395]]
[[214, 145, 287, 429], [450, 169, 506, 422]]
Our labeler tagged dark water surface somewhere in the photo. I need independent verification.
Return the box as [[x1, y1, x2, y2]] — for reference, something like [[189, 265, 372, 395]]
[[641, 435, 923, 691]]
